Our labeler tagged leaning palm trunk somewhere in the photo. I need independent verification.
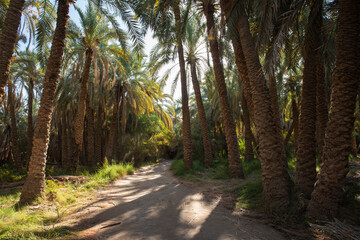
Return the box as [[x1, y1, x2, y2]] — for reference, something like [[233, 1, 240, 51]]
[[307, 0, 360, 219], [8, 80, 21, 170], [190, 61, 213, 166], [296, 0, 322, 200], [220, 0, 290, 209], [173, 3, 193, 169], [0, 0, 25, 103], [25, 78, 34, 165], [203, 1, 244, 178], [20, 0, 70, 205], [73, 48, 93, 169]]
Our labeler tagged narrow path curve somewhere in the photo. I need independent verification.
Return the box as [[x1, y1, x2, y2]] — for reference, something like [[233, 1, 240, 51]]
[[70, 161, 285, 240]]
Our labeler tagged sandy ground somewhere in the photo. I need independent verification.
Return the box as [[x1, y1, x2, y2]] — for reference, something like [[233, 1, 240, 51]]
[[68, 161, 286, 240]]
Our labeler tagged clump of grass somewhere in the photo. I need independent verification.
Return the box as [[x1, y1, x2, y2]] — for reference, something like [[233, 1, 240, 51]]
[[0, 160, 135, 239], [236, 180, 263, 210], [0, 164, 25, 183], [171, 159, 194, 176]]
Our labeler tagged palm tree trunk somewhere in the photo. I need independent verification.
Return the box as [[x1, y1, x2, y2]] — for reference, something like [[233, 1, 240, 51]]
[[241, 94, 254, 161], [296, 0, 322, 200], [173, 3, 193, 169], [307, 0, 360, 219], [25, 78, 34, 165], [118, 90, 127, 162], [234, 7, 290, 209], [316, 54, 328, 163], [20, 0, 70, 205], [73, 48, 93, 169], [105, 86, 121, 162], [95, 103, 103, 164], [86, 96, 95, 166], [203, 1, 244, 178], [8, 80, 21, 170], [269, 74, 288, 170], [190, 61, 213, 166], [0, 0, 25, 103]]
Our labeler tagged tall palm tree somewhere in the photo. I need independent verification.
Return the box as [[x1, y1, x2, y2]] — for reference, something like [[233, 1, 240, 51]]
[[185, 15, 213, 166], [20, 0, 70, 205], [202, 0, 244, 178], [220, 0, 290, 210], [295, 0, 323, 200], [67, 3, 125, 168], [0, 0, 25, 103], [307, 0, 360, 219]]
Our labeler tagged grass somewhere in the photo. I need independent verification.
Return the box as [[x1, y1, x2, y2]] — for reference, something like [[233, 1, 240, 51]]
[[0, 161, 134, 239]]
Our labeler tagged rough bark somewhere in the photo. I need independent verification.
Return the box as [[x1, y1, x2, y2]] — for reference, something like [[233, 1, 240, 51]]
[[173, 3, 193, 169], [8, 80, 21, 170], [269, 74, 288, 170], [20, 0, 70, 204], [241, 94, 254, 161], [204, 1, 244, 178], [0, 0, 25, 103], [73, 48, 93, 169], [221, 0, 290, 209], [307, 0, 360, 219], [95, 104, 103, 164], [25, 78, 34, 165], [118, 90, 127, 162], [316, 55, 328, 163], [86, 96, 95, 166], [296, 0, 322, 200], [190, 61, 213, 166]]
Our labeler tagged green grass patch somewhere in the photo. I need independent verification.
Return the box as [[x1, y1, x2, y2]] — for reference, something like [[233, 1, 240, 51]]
[[0, 161, 135, 239], [0, 164, 25, 183], [236, 179, 263, 210]]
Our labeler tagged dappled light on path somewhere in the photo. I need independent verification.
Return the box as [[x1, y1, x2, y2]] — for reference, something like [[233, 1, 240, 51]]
[[70, 162, 284, 240]]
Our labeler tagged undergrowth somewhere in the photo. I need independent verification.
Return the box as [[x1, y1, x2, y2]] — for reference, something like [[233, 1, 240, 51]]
[[0, 160, 134, 239]]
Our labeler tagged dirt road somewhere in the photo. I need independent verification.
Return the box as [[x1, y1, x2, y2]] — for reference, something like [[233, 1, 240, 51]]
[[70, 161, 285, 240]]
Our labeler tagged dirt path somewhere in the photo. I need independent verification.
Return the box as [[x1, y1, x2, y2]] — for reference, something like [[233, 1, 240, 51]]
[[69, 161, 285, 240]]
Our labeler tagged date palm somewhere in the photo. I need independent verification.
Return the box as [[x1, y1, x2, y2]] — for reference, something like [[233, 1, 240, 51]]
[[0, 0, 25, 103], [201, 0, 244, 178], [20, 0, 70, 205], [220, 0, 290, 210], [307, 0, 360, 219], [67, 3, 126, 168]]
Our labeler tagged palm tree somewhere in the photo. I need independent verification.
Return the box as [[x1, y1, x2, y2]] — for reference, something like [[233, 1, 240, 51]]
[[202, 0, 244, 178], [185, 15, 213, 166], [0, 0, 25, 103], [220, 0, 290, 210], [295, 0, 323, 200], [20, 0, 70, 205], [67, 3, 125, 168], [307, 0, 360, 219]]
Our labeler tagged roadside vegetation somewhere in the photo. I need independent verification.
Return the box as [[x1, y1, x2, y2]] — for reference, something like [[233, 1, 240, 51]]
[[0, 159, 134, 239]]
